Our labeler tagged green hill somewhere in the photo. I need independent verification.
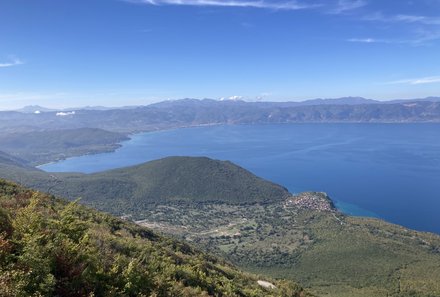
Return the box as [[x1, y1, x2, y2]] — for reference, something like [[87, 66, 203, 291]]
[[0, 157, 290, 216], [69, 156, 290, 206], [0, 179, 305, 297]]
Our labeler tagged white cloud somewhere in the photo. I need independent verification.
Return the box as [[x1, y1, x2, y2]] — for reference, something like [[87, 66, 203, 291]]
[[347, 30, 440, 45], [56, 111, 76, 116], [329, 0, 367, 14], [347, 37, 377, 43], [386, 76, 440, 85], [357, 11, 440, 45], [228, 95, 243, 100], [393, 14, 440, 25], [347, 37, 409, 44], [0, 57, 23, 68], [126, 0, 319, 10], [364, 12, 440, 25]]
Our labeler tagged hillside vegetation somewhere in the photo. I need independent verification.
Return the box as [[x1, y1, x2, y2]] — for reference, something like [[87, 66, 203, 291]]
[[2, 156, 440, 296], [0, 179, 306, 297], [0, 157, 290, 214], [136, 193, 440, 297]]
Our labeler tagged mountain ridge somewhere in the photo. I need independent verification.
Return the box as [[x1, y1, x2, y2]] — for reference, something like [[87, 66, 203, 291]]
[[8, 96, 440, 112], [1, 98, 440, 138]]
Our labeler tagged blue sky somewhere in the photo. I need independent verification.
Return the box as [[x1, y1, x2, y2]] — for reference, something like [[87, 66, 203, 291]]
[[0, 0, 439, 109]]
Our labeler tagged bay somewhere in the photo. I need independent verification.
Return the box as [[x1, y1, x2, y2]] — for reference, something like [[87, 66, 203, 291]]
[[40, 123, 440, 234]]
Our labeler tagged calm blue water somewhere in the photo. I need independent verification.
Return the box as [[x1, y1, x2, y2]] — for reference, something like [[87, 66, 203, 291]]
[[40, 124, 440, 234]]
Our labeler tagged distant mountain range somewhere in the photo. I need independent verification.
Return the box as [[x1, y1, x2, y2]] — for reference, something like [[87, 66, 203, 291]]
[[11, 96, 440, 113], [1, 97, 439, 136], [14, 104, 140, 113]]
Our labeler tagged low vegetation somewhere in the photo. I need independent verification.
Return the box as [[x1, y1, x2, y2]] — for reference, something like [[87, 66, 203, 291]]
[[0, 179, 306, 297], [135, 195, 440, 297]]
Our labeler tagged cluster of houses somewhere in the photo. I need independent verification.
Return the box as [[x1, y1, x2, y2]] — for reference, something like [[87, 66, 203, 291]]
[[285, 192, 335, 212]]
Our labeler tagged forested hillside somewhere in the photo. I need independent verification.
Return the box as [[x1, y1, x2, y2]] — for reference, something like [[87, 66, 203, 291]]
[[0, 157, 291, 214]]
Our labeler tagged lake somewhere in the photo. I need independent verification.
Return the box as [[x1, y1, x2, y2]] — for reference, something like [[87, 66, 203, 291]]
[[40, 123, 440, 234]]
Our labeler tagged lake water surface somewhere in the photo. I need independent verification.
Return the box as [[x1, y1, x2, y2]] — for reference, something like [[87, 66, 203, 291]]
[[40, 124, 440, 234]]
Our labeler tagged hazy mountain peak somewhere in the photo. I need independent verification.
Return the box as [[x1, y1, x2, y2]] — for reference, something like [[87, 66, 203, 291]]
[[15, 105, 56, 113]]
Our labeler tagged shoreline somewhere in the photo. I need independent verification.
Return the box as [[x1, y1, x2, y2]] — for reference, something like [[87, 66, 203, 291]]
[[36, 122, 226, 168], [36, 121, 440, 168]]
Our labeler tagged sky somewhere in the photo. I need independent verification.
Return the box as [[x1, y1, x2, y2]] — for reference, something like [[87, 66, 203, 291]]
[[0, 0, 440, 109]]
